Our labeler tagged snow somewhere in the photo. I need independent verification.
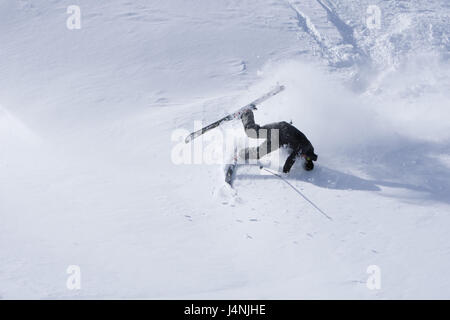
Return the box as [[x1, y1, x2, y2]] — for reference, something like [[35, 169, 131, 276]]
[[0, 0, 449, 299]]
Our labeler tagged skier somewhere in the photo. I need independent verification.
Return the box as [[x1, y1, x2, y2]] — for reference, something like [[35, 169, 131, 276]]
[[239, 109, 318, 173]]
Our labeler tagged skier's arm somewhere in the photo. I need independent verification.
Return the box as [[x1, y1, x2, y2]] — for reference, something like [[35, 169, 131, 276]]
[[283, 150, 299, 173]]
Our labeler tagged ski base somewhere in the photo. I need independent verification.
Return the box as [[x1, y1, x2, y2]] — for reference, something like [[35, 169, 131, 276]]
[[225, 148, 238, 186], [185, 84, 285, 143]]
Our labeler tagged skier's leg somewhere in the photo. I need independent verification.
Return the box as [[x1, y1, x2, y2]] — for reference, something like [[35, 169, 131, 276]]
[[241, 109, 261, 139], [240, 110, 282, 161], [239, 129, 279, 161], [255, 123, 281, 158], [239, 144, 271, 161], [239, 143, 267, 160], [239, 109, 262, 161]]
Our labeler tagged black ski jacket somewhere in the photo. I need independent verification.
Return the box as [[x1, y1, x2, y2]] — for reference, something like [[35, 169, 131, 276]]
[[241, 110, 317, 173]]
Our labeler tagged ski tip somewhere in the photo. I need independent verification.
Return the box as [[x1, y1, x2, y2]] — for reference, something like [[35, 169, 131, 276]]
[[185, 135, 192, 143]]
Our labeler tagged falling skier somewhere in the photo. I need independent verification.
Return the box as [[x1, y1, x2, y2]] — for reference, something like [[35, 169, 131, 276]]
[[239, 109, 318, 173]]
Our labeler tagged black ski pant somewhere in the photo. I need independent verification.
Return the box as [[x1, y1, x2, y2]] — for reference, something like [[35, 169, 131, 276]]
[[239, 110, 280, 161]]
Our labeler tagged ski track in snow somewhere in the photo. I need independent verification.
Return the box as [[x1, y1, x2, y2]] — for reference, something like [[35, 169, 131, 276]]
[[287, 0, 375, 90], [288, 0, 356, 68]]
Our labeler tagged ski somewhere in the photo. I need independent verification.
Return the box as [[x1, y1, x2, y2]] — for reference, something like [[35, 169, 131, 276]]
[[225, 147, 238, 186], [185, 85, 285, 143]]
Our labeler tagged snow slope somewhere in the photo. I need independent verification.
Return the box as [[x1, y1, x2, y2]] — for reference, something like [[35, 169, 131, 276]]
[[1, 0, 449, 299]]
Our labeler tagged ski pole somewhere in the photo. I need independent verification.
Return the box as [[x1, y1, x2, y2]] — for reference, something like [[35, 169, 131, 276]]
[[261, 167, 333, 221]]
